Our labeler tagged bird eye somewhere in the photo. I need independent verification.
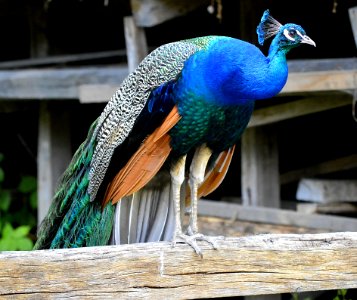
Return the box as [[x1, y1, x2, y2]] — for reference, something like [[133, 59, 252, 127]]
[[289, 29, 296, 36]]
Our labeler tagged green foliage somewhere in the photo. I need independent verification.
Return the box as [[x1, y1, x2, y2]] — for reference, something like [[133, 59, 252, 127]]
[[333, 289, 351, 300], [0, 223, 33, 251], [0, 190, 11, 211], [291, 293, 312, 300], [18, 176, 37, 194], [0, 153, 37, 251]]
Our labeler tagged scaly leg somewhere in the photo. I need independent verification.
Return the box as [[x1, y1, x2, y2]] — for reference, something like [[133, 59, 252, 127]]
[[170, 155, 186, 243], [187, 144, 212, 235], [171, 155, 206, 256], [186, 144, 221, 252]]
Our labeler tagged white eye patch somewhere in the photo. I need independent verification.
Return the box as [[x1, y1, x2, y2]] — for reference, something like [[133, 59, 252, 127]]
[[296, 30, 304, 39], [283, 29, 296, 41]]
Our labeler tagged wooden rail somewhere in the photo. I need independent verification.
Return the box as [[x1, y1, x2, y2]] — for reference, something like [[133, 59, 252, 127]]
[[1, 232, 357, 299]]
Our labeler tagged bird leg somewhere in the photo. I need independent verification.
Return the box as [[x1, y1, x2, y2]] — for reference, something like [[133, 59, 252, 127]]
[[171, 154, 208, 256], [186, 145, 221, 251], [170, 145, 222, 256], [187, 144, 212, 235], [170, 155, 187, 244]]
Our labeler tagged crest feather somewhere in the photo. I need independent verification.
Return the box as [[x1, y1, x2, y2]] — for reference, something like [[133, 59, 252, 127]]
[[256, 9, 282, 45]]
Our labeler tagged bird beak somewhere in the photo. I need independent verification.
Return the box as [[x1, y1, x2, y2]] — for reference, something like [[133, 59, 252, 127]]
[[300, 35, 316, 47]]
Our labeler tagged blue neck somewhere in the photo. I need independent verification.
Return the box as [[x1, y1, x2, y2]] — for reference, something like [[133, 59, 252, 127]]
[[175, 37, 289, 107], [268, 38, 286, 60]]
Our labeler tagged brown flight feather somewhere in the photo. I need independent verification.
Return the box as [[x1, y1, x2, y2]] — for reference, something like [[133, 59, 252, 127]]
[[102, 106, 181, 206]]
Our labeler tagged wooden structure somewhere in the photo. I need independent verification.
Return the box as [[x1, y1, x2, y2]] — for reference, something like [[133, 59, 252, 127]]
[[0, 1, 356, 299], [1, 232, 357, 299], [0, 233, 357, 299]]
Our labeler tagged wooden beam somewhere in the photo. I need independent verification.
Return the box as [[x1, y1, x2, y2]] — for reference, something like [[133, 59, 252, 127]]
[[248, 93, 351, 127], [241, 126, 280, 208], [198, 200, 357, 232], [124, 16, 148, 72], [1, 233, 357, 299], [296, 179, 357, 203], [37, 102, 72, 225], [0, 66, 128, 100], [26, 1, 49, 58], [287, 58, 357, 72], [0, 50, 126, 70], [280, 154, 357, 185], [198, 215, 324, 239], [349, 6, 357, 48], [131, 0, 209, 27], [297, 202, 357, 215], [0, 58, 354, 102], [282, 70, 357, 93], [79, 84, 119, 103]]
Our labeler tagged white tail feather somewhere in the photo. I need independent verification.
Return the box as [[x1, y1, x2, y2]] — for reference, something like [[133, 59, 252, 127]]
[[111, 182, 175, 245]]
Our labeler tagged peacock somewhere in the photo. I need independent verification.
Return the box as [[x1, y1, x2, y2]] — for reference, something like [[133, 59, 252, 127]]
[[34, 10, 315, 255]]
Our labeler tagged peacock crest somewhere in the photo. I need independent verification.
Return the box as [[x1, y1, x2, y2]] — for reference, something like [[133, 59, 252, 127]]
[[256, 9, 282, 45]]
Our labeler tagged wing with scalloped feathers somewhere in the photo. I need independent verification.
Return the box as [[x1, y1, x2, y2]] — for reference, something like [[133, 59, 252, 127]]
[[34, 36, 217, 249], [88, 36, 217, 202]]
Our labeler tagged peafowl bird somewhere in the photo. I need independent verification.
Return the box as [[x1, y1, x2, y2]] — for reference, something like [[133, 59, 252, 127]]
[[34, 10, 315, 255]]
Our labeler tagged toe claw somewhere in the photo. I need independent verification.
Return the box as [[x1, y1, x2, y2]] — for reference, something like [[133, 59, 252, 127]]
[[172, 233, 221, 256]]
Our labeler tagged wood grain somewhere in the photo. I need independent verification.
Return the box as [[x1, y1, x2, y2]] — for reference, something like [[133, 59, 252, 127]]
[[1, 233, 357, 299], [248, 93, 351, 127], [282, 70, 357, 93], [297, 179, 357, 202], [198, 200, 357, 232]]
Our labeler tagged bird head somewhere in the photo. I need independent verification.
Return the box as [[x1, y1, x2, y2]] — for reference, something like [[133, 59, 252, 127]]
[[277, 24, 316, 50], [257, 10, 315, 53]]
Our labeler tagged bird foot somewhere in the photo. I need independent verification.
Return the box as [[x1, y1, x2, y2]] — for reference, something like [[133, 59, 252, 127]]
[[172, 233, 223, 257]]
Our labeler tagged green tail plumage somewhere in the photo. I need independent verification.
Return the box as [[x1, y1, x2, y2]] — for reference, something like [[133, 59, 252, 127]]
[[34, 120, 114, 249]]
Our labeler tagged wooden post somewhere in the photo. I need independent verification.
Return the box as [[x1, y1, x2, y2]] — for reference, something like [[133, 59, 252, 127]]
[[241, 126, 280, 208], [123, 16, 148, 73], [37, 102, 72, 225], [349, 6, 357, 48], [26, 1, 49, 58], [1, 233, 357, 299]]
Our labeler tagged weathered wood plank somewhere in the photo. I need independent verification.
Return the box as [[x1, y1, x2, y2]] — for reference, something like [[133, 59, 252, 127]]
[[280, 154, 357, 185], [37, 102, 72, 225], [198, 216, 325, 237], [0, 50, 126, 69], [0, 58, 354, 101], [131, 0, 209, 27], [241, 126, 280, 208], [124, 16, 148, 72], [27, 1, 49, 59], [349, 6, 357, 48], [282, 70, 357, 93], [248, 93, 351, 127], [296, 179, 357, 203], [297, 202, 357, 215], [0, 66, 128, 100], [198, 200, 357, 231], [288, 58, 357, 72], [1, 233, 357, 299], [79, 84, 119, 103]]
